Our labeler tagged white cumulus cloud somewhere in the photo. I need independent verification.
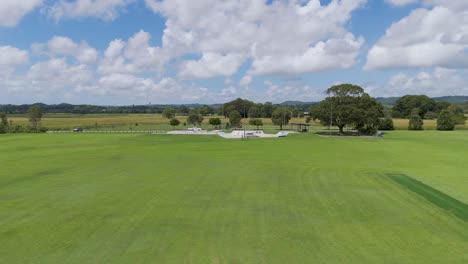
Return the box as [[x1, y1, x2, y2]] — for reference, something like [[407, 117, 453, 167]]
[[366, 2, 468, 70], [250, 33, 363, 75], [0, 0, 42, 27], [27, 58, 94, 92], [385, 0, 418, 7], [178, 52, 245, 79], [46, 36, 98, 64], [0, 46, 29, 72], [49, 0, 135, 21], [367, 68, 468, 97], [147, 0, 366, 78]]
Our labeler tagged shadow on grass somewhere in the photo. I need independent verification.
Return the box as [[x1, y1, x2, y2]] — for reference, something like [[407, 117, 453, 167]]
[[386, 173, 468, 222]]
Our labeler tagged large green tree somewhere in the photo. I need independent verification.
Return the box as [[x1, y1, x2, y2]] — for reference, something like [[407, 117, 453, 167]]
[[271, 108, 291, 130], [310, 84, 384, 134], [222, 98, 254, 118], [229, 110, 242, 128], [393, 95, 435, 118], [28, 105, 43, 131], [187, 110, 204, 126], [262, 102, 275, 118]]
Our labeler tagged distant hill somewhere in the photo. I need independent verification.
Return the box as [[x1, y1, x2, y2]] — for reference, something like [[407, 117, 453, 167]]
[[279, 101, 317, 106], [376, 97, 400, 105], [432, 96, 468, 104]]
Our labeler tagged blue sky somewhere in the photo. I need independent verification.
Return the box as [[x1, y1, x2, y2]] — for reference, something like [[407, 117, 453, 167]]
[[1, 0, 467, 105]]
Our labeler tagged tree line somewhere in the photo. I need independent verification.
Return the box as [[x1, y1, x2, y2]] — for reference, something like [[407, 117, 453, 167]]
[[392, 95, 466, 130], [0, 103, 219, 115], [1, 86, 465, 134], [308, 85, 465, 134], [0, 105, 44, 134]]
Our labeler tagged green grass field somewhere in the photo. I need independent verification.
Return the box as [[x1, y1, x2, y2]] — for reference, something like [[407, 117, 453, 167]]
[[1, 132, 467, 263]]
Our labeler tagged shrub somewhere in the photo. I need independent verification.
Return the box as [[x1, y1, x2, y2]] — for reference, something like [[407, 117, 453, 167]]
[[248, 118, 263, 130], [169, 118, 180, 128], [378, 117, 394, 130], [11, 125, 24, 133], [408, 115, 424, 130], [209, 117, 222, 129], [436, 110, 455, 131], [0, 124, 6, 134], [357, 125, 378, 135]]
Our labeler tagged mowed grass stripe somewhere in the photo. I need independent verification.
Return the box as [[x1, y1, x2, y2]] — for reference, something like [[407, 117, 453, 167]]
[[387, 173, 468, 222]]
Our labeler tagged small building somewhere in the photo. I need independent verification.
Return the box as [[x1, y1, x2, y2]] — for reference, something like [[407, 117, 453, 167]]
[[290, 123, 310, 132]]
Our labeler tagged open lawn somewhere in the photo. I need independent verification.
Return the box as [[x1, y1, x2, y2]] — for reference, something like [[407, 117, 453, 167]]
[[0, 131, 467, 263]]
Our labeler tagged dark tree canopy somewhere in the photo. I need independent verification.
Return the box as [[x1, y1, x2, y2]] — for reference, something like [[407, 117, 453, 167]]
[[162, 108, 176, 119], [393, 95, 436, 118], [310, 84, 384, 134], [271, 108, 292, 130], [424, 111, 438, 120], [221, 98, 254, 118], [437, 110, 455, 130], [178, 105, 190, 115], [434, 101, 451, 113], [248, 106, 261, 118], [199, 105, 215, 116]]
